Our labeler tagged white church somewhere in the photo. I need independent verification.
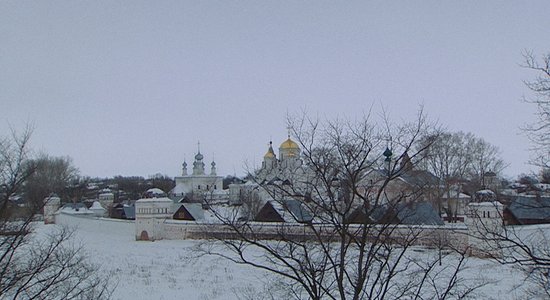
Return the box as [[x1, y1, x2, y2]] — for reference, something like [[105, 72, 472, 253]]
[[169, 143, 225, 203], [135, 135, 313, 240]]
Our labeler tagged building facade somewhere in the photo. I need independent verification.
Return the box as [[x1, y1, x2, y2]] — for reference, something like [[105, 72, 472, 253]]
[[170, 146, 225, 203]]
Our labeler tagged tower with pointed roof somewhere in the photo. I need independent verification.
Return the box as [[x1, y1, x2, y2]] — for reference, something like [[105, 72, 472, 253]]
[[262, 141, 277, 171]]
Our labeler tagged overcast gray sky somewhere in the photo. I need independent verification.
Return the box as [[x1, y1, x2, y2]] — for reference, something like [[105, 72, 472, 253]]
[[1, 1, 549, 179]]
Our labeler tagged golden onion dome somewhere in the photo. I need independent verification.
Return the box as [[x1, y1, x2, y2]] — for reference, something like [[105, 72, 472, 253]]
[[279, 138, 300, 150]]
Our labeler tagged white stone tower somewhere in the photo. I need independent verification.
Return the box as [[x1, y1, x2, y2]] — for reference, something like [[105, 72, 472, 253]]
[[135, 197, 173, 241], [43, 195, 61, 224], [465, 201, 504, 258]]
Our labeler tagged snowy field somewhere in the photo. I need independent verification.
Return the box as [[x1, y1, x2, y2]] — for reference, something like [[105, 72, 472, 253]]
[[37, 215, 535, 300]]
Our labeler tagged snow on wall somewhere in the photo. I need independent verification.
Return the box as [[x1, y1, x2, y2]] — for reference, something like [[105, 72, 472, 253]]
[[160, 219, 470, 252]]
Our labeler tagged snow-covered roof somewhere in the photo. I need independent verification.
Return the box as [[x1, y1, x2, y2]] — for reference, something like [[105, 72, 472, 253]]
[[44, 195, 61, 203], [136, 197, 173, 203], [535, 183, 550, 190], [90, 201, 105, 209], [202, 204, 243, 223], [476, 189, 495, 195], [98, 192, 114, 196], [147, 188, 166, 195], [179, 203, 205, 220], [243, 180, 258, 186], [273, 200, 313, 223], [441, 192, 470, 199], [170, 185, 187, 195], [468, 201, 502, 208], [370, 202, 444, 225], [60, 203, 94, 215], [507, 196, 550, 222], [510, 182, 529, 189]]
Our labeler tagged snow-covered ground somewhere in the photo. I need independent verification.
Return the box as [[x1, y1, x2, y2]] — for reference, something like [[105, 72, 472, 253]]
[[37, 215, 536, 300], [47, 215, 270, 300]]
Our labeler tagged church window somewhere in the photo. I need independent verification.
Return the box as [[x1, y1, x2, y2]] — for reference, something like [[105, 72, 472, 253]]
[[207, 185, 210, 190], [214, 185, 217, 190], [198, 185, 201, 190]]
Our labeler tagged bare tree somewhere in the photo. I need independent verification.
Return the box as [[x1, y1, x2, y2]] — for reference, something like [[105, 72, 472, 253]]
[[0, 126, 35, 218], [464, 51, 550, 298], [419, 131, 506, 222], [421, 131, 505, 190], [0, 127, 113, 299], [200, 111, 483, 299], [467, 136, 506, 190], [522, 51, 550, 169], [419, 131, 474, 220], [24, 154, 79, 208]]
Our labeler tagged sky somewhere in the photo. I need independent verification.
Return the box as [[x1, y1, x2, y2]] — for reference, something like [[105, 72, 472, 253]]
[[1, 1, 550, 179]]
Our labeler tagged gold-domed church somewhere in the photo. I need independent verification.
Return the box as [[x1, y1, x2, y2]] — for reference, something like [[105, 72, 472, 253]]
[[257, 135, 304, 182]]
